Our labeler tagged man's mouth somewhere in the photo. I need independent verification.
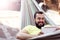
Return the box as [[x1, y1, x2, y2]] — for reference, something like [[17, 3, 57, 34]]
[[38, 23, 43, 25]]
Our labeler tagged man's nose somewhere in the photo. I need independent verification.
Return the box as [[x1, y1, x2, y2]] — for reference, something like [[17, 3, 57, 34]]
[[39, 19, 43, 22]]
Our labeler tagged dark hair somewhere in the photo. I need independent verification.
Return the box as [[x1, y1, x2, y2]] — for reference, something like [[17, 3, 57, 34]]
[[34, 11, 43, 18], [36, 0, 43, 4]]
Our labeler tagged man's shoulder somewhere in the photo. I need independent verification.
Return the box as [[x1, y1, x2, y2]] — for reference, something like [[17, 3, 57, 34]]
[[23, 25, 40, 31], [25, 25, 36, 29]]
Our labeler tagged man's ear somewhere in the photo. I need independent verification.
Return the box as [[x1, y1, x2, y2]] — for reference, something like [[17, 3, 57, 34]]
[[33, 18, 36, 26]]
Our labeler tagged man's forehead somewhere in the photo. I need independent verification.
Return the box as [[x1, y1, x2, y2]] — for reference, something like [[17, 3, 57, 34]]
[[36, 14, 44, 17]]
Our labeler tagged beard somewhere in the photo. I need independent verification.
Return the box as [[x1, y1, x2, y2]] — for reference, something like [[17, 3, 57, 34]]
[[35, 22, 45, 29]]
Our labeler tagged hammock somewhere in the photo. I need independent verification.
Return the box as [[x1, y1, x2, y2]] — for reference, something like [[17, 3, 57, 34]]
[[21, 0, 39, 29]]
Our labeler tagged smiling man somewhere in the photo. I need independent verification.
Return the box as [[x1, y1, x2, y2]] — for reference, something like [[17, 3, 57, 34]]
[[16, 11, 46, 40], [16, 11, 60, 40]]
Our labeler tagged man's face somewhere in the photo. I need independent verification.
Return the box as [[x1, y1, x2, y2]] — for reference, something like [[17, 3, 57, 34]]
[[35, 13, 45, 28]]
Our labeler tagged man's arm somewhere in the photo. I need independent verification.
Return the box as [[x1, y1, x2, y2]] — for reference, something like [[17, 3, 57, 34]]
[[16, 29, 37, 40]]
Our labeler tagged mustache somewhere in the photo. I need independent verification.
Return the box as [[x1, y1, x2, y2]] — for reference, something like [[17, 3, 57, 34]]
[[38, 22, 44, 23]]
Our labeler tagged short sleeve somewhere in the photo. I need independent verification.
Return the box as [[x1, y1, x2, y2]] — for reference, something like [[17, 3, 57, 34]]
[[22, 25, 41, 35]]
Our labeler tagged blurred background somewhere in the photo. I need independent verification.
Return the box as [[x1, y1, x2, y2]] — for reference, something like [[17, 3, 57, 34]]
[[0, 0, 60, 40]]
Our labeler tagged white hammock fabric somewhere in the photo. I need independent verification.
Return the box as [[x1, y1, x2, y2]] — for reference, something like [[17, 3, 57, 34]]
[[32, 0, 60, 26], [21, 0, 39, 29], [21, 0, 60, 29]]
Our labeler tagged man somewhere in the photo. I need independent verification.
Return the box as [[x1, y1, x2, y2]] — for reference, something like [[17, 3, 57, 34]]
[[16, 11, 60, 40], [16, 11, 46, 40]]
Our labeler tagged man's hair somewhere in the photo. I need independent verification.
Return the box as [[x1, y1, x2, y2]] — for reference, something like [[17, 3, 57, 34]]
[[36, 0, 43, 4], [34, 11, 43, 18]]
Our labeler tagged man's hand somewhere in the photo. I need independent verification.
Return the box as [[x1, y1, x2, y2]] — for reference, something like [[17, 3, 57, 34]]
[[56, 27, 60, 31], [38, 32, 44, 35]]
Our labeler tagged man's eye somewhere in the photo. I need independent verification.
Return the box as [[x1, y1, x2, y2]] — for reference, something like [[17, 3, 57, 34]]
[[37, 18, 44, 20], [42, 18, 44, 20], [38, 18, 41, 19]]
